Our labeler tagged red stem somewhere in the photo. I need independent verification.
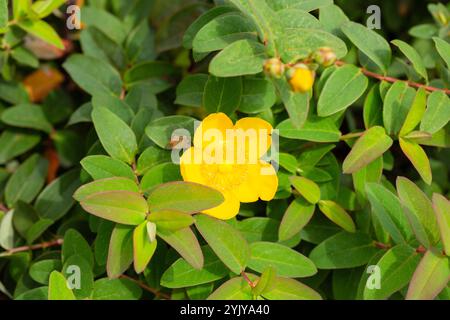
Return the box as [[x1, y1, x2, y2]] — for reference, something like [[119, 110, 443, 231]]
[[241, 271, 256, 288], [335, 60, 450, 95], [0, 238, 63, 257], [119, 275, 171, 300]]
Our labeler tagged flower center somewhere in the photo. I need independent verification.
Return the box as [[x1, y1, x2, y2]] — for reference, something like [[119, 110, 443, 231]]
[[202, 163, 248, 192]]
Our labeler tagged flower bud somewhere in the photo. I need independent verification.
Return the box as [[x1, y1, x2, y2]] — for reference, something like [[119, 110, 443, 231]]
[[288, 64, 315, 93], [264, 58, 285, 78], [313, 47, 337, 67]]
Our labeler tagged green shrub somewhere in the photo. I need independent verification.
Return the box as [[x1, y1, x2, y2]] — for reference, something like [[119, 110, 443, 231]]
[[0, 0, 449, 300]]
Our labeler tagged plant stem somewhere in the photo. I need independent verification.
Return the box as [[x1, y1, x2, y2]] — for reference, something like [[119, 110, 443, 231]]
[[335, 60, 450, 95], [0, 238, 63, 257], [0, 203, 8, 212], [119, 275, 171, 300], [241, 271, 256, 288]]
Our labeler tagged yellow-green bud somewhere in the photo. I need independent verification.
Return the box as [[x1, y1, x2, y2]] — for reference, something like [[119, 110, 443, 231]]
[[264, 58, 285, 78], [288, 64, 315, 93], [314, 47, 337, 67]]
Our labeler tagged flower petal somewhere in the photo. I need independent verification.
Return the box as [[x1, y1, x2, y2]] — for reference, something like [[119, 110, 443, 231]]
[[256, 161, 278, 201], [232, 161, 278, 203], [202, 190, 240, 220], [234, 117, 273, 159], [193, 113, 233, 149], [180, 147, 206, 185]]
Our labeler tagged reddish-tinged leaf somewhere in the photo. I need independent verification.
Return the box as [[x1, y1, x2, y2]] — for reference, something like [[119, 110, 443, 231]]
[[406, 250, 450, 300], [399, 137, 432, 185], [343, 126, 393, 174]]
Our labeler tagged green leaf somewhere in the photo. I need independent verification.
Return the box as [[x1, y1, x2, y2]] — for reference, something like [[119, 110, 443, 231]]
[[399, 138, 432, 185], [409, 24, 437, 39], [290, 176, 321, 204], [10, 46, 39, 68], [249, 241, 317, 277], [35, 169, 81, 222], [366, 183, 414, 244], [195, 214, 250, 274], [239, 77, 276, 114], [124, 61, 176, 87], [62, 229, 94, 267], [136, 146, 172, 176], [279, 198, 315, 242], [93, 278, 142, 300], [363, 244, 421, 300], [92, 107, 138, 164], [252, 268, 276, 297], [342, 126, 393, 174], [145, 115, 195, 149], [5, 154, 48, 207], [175, 74, 208, 107], [420, 90, 450, 135], [193, 14, 257, 53], [341, 21, 391, 72], [406, 250, 450, 300], [157, 227, 204, 270], [1, 104, 52, 133], [209, 40, 266, 77], [74, 177, 139, 202], [278, 153, 298, 173], [161, 246, 228, 288], [81, 6, 127, 44], [92, 92, 134, 123], [432, 194, 450, 256], [0, 210, 14, 250], [18, 20, 64, 49], [392, 40, 428, 81], [30, 259, 62, 285], [0, 0, 7, 28], [0, 130, 40, 165], [31, 0, 66, 18], [133, 221, 157, 273], [80, 191, 147, 225], [433, 37, 450, 68], [383, 81, 416, 135], [352, 156, 383, 205], [317, 65, 368, 117], [48, 271, 76, 300], [396, 177, 440, 248], [262, 277, 322, 300], [309, 232, 379, 269], [80, 155, 136, 181], [237, 217, 279, 243], [203, 76, 243, 115], [207, 276, 253, 300], [24, 218, 53, 244], [279, 29, 347, 63], [147, 182, 224, 214], [399, 88, 427, 136], [107, 225, 134, 278], [276, 116, 341, 142], [267, 0, 332, 12], [183, 6, 238, 49], [140, 163, 181, 193], [63, 54, 123, 96], [273, 79, 309, 129], [148, 209, 195, 231], [318, 200, 355, 233], [15, 287, 48, 300], [62, 255, 94, 299]]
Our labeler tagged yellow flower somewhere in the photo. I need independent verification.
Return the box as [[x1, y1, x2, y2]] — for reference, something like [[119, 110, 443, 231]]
[[289, 65, 315, 93], [180, 113, 278, 220]]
